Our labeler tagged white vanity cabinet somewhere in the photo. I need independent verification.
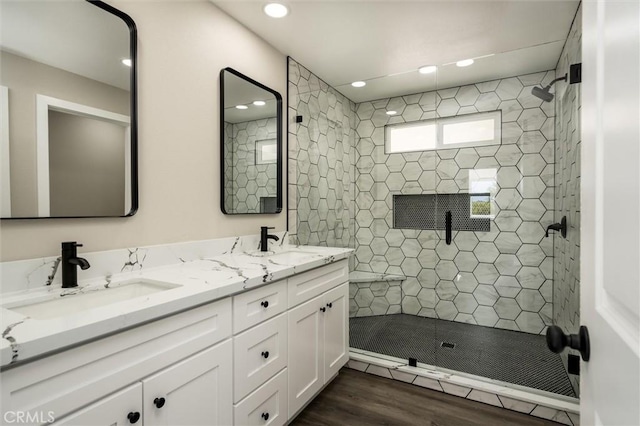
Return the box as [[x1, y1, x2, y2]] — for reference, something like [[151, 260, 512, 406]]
[[142, 340, 233, 426], [0, 259, 350, 426], [287, 263, 349, 418], [51, 383, 142, 426], [1, 298, 233, 426], [51, 341, 233, 426]]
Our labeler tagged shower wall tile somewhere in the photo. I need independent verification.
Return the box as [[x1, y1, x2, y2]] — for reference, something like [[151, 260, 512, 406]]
[[288, 58, 356, 255], [554, 4, 582, 396], [349, 280, 404, 317], [353, 73, 556, 335]]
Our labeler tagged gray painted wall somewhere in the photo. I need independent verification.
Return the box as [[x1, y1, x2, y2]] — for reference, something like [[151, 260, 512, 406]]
[[0, 51, 129, 217], [48, 111, 125, 216]]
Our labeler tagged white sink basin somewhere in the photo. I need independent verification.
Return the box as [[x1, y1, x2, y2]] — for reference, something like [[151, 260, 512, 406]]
[[250, 250, 317, 262], [265, 250, 319, 263], [5, 280, 180, 320]]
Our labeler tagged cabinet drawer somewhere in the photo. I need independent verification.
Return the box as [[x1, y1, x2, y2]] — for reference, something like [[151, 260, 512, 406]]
[[233, 314, 288, 402], [287, 260, 348, 308], [51, 383, 141, 426], [234, 369, 287, 426], [233, 280, 287, 333]]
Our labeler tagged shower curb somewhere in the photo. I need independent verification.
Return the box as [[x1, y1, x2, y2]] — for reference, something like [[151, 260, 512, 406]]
[[348, 350, 580, 425]]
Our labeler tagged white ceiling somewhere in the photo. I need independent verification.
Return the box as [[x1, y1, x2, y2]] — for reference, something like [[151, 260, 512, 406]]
[[0, 0, 131, 91], [211, 0, 580, 102], [223, 70, 279, 123]]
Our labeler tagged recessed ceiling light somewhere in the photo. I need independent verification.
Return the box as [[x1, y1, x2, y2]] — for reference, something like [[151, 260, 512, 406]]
[[264, 3, 288, 18], [121, 58, 132, 67], [235, 105, 248, 110], [253, 100, 266, 106], [418, 65, 437, 74], [386, 111, 397, 115], [456, 59, 474, 67], [351, 81, 366, 88]]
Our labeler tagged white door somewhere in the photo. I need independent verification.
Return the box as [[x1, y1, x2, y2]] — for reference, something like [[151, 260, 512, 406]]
[[287, 295, 324, 418], [581, 1, 640, 425], [323, 283, 349, 381], [143, 340, 233, 426], [52, 383, 142, 426]]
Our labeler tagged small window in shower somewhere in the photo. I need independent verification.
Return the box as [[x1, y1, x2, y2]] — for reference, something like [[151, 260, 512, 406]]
[[385, 121, 437, 153], [469, 168, 498, 219], [385, 111, 502, 153], [470, 194, 491, 217]]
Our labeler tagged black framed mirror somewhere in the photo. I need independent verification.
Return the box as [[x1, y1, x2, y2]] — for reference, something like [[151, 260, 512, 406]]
[[0, 0, 137, 219], [220, 67, 282, 215]]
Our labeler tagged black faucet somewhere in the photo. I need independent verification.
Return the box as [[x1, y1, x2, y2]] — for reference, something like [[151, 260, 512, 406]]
[[260, 227, 280, 252], [545, 216, 567, 238], [61, 242, 90, 288]]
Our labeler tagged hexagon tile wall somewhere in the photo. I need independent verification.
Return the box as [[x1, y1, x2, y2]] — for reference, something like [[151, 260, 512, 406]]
[[224, 119, 278, 213], [288, 58, 357, 251], [288, 58, 558, 336]]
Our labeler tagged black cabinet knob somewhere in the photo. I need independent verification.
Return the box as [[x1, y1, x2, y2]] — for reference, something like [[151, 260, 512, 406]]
[[261, 351, 270, 359], [546, 325, 590, 361], [127, 412, 140, 424], [261, 412, 270, 421], [320, 307, 326, 312], [154, 397, 166, 408], [261, 301, 269, 308], [326, 302, 333, 308]]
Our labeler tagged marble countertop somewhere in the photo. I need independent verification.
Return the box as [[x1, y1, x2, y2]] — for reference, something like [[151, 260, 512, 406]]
[[0, 244, 352, 368]]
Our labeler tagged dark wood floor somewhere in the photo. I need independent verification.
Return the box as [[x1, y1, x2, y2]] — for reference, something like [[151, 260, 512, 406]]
[[291, 368, 560, 426]]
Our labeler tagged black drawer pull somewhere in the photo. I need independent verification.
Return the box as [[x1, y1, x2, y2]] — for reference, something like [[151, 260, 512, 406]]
[[326, 302, 333, 308], [262, 412, 270, 421], [320, 307, 326, 312], [127, 412, 140, 424], [261, 300, 269, 308], [261, 351, 270, 359], [154, 397, 166, 408]]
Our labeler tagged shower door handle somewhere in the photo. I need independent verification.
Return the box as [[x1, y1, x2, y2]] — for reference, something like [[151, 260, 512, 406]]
[[546, 325, 590, 361], [445, 211, 452, 245]]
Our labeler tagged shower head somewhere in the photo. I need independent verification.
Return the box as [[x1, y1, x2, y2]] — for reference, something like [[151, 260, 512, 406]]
[[531, 74, 568, 102], [531, 85, 555, 102]]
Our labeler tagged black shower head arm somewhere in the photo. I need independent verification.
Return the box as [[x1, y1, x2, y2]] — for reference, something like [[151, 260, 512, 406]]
[[544, 74, 568, 89]]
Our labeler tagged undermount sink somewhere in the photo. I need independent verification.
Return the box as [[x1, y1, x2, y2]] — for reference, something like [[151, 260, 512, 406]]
[[5, 279, 181, 320], [252, 250, 318, 262]]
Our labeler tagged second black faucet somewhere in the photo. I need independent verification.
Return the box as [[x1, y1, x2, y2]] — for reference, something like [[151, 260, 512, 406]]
[[260, 227, 279, 252], [61, 241, 90, 288]]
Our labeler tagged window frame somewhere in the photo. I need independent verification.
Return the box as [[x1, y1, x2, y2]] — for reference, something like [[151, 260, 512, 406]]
[[384, 110, 502, 154]]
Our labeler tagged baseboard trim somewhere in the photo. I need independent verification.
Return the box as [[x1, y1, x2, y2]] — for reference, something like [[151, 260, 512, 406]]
[[349, 350, 580, 426]]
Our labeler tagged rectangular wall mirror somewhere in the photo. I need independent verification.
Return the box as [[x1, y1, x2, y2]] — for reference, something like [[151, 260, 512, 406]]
[[220, 67, 282, 215], [0, 0, 137, 219]]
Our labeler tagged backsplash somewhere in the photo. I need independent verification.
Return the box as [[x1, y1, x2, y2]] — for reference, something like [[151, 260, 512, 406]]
[[0, 233, 289, 294]]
